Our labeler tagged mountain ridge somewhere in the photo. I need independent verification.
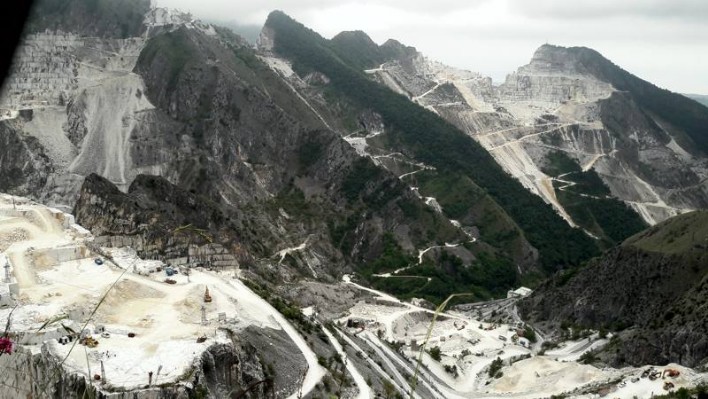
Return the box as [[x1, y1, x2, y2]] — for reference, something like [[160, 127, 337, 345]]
[[521, 210, 708, 367], [354, 29, 708, 230], [262, 10, 601, 276]]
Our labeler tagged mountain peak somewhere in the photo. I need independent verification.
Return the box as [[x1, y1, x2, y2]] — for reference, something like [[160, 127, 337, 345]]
[[525, 43, 708, 154], [332, 30, 376, 43], [264, 9, 300, 29], [525, 43, 607, 76], [380, 38, 417, 60]]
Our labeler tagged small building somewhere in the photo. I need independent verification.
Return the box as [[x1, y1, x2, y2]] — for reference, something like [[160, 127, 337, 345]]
[[346, 318, 369, 329], [94, 325, 106, 334], [507, 286, 533, 299]]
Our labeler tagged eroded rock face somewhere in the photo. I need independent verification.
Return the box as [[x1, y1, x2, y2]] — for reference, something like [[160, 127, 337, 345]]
[[199, 342, 269, 399], [0, 120, 53, 196], [0, 29, 155, 209]]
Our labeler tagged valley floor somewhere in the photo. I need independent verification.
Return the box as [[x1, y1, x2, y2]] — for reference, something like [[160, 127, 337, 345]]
[[333, 275, 708, 399]]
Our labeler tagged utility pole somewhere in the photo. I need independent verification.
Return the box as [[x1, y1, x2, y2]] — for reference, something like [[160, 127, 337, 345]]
[[101, 361, 106, 385], [155, 365, 162, 386], [4, 260, 10, 283], [85, 346, 91, 379]]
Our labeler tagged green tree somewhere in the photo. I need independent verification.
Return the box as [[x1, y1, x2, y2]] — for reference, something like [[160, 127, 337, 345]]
[[428, 346, 442, 362]]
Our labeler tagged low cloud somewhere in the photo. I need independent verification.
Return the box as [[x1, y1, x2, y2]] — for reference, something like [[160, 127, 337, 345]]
[[154, 0, 708, 93], [508, 0, 708, 21]]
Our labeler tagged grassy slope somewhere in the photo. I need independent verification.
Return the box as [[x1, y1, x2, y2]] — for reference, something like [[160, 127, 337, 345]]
[[623, 210, 708, 254]]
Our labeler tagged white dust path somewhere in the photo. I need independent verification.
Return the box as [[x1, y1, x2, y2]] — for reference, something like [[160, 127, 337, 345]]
[[364, 63, 387, 74], [413, 82, 443, 102], [342, 275, 466, 324], [418, 242, 460, 264], [274, 237, 310, 264], [334, 328, 410, 397], [320, 325, 372, 399], [487, 124, 574, 151], [370, 243, 461, 279], [362, 330, 451, 399], [216, 275, 326, 399], [399, 166, 434, 180], [360, 331, 422, 399], [581, 153, 604, 172]]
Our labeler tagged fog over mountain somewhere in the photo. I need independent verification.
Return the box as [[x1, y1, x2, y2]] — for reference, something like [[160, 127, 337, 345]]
[[155, 0, 708, 93]]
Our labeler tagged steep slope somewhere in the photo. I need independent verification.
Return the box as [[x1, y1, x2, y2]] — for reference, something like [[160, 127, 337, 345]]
[[365, 41, 708, 239], [555, 45, 708, 156], [3, 1, 512, 304], [0, 0, 172, 205], [262, 11, 599, 278], [521, 211, 708, 367]]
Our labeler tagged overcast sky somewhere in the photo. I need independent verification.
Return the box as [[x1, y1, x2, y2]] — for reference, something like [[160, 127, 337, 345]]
[[155, 0, 708, 94]]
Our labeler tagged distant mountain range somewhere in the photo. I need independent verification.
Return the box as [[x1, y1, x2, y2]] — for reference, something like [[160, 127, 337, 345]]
[[685, 93, 708, 107]]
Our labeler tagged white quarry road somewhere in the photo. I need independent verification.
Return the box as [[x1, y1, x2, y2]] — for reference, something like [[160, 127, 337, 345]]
[[333, 327, 410, 398], [361, 330, 451, 399], [320, 324, 373, 399], [215, 276, 327, 399], [360, 331, 422, 399]]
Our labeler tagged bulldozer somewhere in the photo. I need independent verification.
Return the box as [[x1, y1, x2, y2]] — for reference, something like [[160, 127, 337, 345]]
[[663, 368, 681, 378], [80, 336, 99, 348]]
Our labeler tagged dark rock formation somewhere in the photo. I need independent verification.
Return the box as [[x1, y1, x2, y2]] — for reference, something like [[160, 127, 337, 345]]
[[0, 119, 52, 196], [521, 211, 708, 367]]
